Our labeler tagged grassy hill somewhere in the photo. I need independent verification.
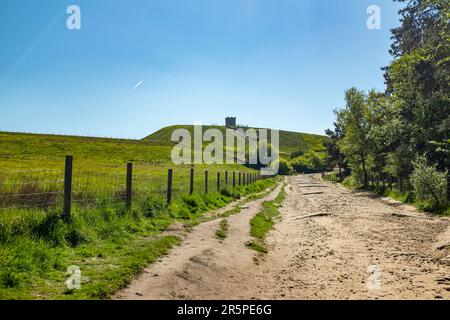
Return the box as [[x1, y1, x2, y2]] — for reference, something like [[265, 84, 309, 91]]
[[143, 125, 327, 158], [0, 131, 281, 300], [0, 126, 323, 299], [0, 131, 173, 172], [0, 125, 327, 173]]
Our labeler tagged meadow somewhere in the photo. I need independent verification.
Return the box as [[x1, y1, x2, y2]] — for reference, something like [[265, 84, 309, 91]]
[[0, 129, 288, 299]]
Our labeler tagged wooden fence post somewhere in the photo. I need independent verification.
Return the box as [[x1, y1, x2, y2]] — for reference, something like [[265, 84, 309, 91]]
[[239, 172, 241, 186], [217, 172, 220, 192], [225, 171, 228, 186], [205, 170, 208, 194], [126, 163, 133, 209], [63, 155, 73, 221], [243, 173, 246, 186], [189, 168, 194, 195], [167, 169, 173, 204], [233, 172, 236, 188]]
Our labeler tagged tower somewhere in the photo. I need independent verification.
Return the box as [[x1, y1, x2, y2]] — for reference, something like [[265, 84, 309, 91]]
[[225, 117, 236, 128]]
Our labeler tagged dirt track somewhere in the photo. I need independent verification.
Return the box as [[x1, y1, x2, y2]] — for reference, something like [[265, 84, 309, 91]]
[[115, 175, 450, 300]]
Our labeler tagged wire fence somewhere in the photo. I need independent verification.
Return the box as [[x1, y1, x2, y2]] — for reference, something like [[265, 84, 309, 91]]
[[322, 171, 428, 194], [0, 156, 262, 215], [0, 169, 64, 211]]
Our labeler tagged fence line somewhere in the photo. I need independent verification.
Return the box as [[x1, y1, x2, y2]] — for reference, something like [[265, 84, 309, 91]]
[[322, 171, 450, 201], [0, 156, 263, 217]]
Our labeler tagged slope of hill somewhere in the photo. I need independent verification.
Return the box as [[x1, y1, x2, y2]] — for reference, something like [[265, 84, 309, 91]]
[[143, 125, 327, 157], [0, 124, 327, 172], [0, 131, 174, 171], [0, 130, 261, 175]]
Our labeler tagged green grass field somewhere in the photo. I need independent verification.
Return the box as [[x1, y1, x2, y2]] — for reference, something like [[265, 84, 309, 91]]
[[0, 125, 321, 299], [0, 127, 294, 299], [0, 127, 326, 210], [0, 130, 261, 211]]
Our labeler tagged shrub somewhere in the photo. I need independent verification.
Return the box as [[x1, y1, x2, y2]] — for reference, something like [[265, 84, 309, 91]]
[[291, 150, 325, 173], [278, 159, 292, 175], [410, 156, 447, 207], [342, 176, 362, 189]]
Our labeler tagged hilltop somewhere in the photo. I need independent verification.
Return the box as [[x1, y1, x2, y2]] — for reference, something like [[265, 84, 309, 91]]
[[143, 125, 327, 158], [0, 125, 327, 172]]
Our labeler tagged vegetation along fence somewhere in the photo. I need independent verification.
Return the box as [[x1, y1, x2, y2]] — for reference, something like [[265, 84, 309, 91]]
[[323, 170, 450, 202], [0, 156, 262, 219]]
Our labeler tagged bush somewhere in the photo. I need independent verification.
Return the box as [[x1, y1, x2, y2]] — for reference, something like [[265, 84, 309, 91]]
[[410, 156, 447, 207], [290, 150, 325, 173], [278, 159, 293, 175], [342, 176, 362, 189]]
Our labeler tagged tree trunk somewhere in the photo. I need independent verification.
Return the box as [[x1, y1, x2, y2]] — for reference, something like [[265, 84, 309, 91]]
[[447, 174, 450, 201], [361, 155, 368, 188]]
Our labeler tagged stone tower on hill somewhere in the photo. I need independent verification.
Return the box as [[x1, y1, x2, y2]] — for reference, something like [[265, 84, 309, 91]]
[[225, 117, 236, 128]]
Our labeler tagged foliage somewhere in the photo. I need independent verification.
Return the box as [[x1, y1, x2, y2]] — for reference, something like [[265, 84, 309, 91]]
[[290, 150, 325, 174], [277, 159, 293, 175], [327, 0, 449, 212], [410, 156, 447, 206]]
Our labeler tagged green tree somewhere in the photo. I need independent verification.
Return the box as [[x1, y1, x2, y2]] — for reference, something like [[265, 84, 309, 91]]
[[385, 0, 450, 173], [325, 118, 346, 180], [336, 88, 372, 187], [291, 150, 325, 174], [278, 159, 292, 176], [410, 155, 447, 206]]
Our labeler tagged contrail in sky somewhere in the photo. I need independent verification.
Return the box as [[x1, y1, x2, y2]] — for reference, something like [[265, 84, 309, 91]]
[[132, 80, 144, 91]]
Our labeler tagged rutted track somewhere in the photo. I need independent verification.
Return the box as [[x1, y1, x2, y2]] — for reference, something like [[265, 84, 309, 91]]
[[114, 184, 283, 300], [115, 175, 450, 300]]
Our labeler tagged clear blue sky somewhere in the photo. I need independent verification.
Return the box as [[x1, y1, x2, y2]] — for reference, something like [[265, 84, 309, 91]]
[[0, 0, 403, 138]]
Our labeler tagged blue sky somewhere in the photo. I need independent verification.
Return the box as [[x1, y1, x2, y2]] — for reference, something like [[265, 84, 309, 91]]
[[0, 0, 403, 138]]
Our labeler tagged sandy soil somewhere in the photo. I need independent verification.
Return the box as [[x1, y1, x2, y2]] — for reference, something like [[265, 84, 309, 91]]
[[115, 175, 450, 300]]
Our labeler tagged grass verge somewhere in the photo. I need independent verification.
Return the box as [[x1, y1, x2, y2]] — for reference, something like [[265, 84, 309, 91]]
[[247, 186, 286, 254], [215, 220, 229, 240], [219, 206, 241, 218]]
